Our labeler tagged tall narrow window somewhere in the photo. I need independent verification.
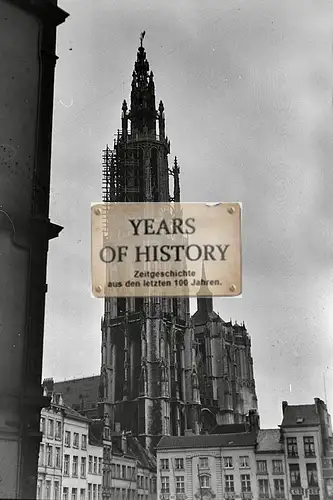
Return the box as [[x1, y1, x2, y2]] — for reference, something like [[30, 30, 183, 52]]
[[287, 437, 298, 457], [150, 148, 158, 201], [306, 463, 318, 486], [117, 298, 126, 316], [304, 436, 315, 457], [289, 463, 301, 487]]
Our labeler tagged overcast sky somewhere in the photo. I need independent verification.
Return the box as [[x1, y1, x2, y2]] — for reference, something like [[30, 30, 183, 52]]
[[44, 0, 333, 429]]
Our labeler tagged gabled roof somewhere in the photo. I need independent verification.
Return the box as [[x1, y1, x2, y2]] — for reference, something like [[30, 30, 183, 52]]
[[62, 404, 90, 423], [54, 376, 100, 413], [212, 423, 248, 435], [256, 429, 283, 453], [157, 432, 257, 450], [281, 404, 320, 428], [127, 436, 157, 470]]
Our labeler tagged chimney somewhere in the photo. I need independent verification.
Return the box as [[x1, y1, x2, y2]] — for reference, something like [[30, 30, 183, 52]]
[[282, 401, 288, 415]]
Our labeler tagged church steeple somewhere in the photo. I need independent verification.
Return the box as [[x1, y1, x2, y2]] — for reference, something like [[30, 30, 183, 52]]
[[197, 261, 213, 315], [129, 33, 157, 134]]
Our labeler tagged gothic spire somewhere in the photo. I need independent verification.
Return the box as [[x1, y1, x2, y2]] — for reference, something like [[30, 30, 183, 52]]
[[129, 33, 157, 134], [197, 261, 213, 315]]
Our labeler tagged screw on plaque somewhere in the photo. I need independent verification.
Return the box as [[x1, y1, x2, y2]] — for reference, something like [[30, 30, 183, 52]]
[[95, 285, 102, 293], [94, 207, 101, 215], [229, 284, 236, 292], [227, 207, 235, 214]]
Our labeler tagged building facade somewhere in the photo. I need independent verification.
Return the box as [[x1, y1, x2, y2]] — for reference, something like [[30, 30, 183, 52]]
[[281, 398, 333, 500], [156, 432, 258, 499], [256, 428, 287, 499], [156, 398, 333, 500], [41, 379, 157, 500], [98, 36, 258, 453], [38, 382, 103, 500]]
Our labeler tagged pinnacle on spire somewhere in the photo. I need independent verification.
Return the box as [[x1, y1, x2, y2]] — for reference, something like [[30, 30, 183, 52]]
[[196, 261, 213, 315], [130, 34, 156, 133], [140, 30, 146, 47], [173, 156, 180, 202]]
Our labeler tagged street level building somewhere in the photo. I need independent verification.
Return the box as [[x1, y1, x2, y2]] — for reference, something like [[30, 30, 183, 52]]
[[37, 380, 102, 500], [281, 398, 333, 500], [156, 431, 258, 499], [256, 428, 287, 499], [41, 378, 157, 500]]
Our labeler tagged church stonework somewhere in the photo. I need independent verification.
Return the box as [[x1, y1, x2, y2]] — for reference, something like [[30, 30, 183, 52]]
[[99, 38, 258, 451]]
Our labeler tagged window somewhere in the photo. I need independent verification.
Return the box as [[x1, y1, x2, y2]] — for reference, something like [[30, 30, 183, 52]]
[[80, 489, 85, 500], [122, 465, 126, 479], [304, 436, 315, 457], [73, 432, 79, 448], [306, 463, 318, 486], [152, 477, 157, 492], [40, 417, 45, 433], [127, 466, 132, 480], [224, 456, 233, 468], [47, 419, 54, 438], [65, 430, 71, 447], [164, 415, 170, 434], [274, 479, 285, 495], [145, 477, 148, 489], [63, 488, 69, 500], [72, 456, 78, 477], [37, 480, 42, 500], [94, 456, 98, 473], [81, 457, 86, 478], [176, 476, 185, 493], [116, 464, 120, 477], [55, 421, 62, 439], [55, 447, 61, 468], [241, 474, 251, 492], [98, 485, 101, 500], [89, 455, 93, 473], [258, 479, 269, 494], [199, 457, 209, 469], [257, 460, 267, 473], [161, 477, 169, 493], [272, 460, 283, 474], [287, 437, 298, 457], [175, 458, 184, 470], [46, 445, 53, 467], [93, 484, 97, 500], [82, 434, 87, 450], [240, 456, 249, 468], [39, 444, 44, 466], [88, 484, 92, 500], [289, 463, 301, 487], [46, 480, 51, 500], [98, 458, 102, 474], [160, 458, 169, 470], [64, 454, 70, 476], [54, 482, 60, 500], [72, 488, 77, 500], [225, 475, 234, 492]]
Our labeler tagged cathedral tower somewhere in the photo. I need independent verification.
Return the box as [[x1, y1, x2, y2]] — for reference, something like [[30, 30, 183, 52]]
[[99, 35, 200, 452]]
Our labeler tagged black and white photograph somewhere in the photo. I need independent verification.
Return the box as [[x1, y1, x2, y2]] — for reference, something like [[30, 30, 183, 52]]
[[1, 0, 333, 499]]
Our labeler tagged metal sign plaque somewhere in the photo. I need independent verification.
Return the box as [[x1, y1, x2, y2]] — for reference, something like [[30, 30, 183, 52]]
[[91, 202, 242, 298]]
